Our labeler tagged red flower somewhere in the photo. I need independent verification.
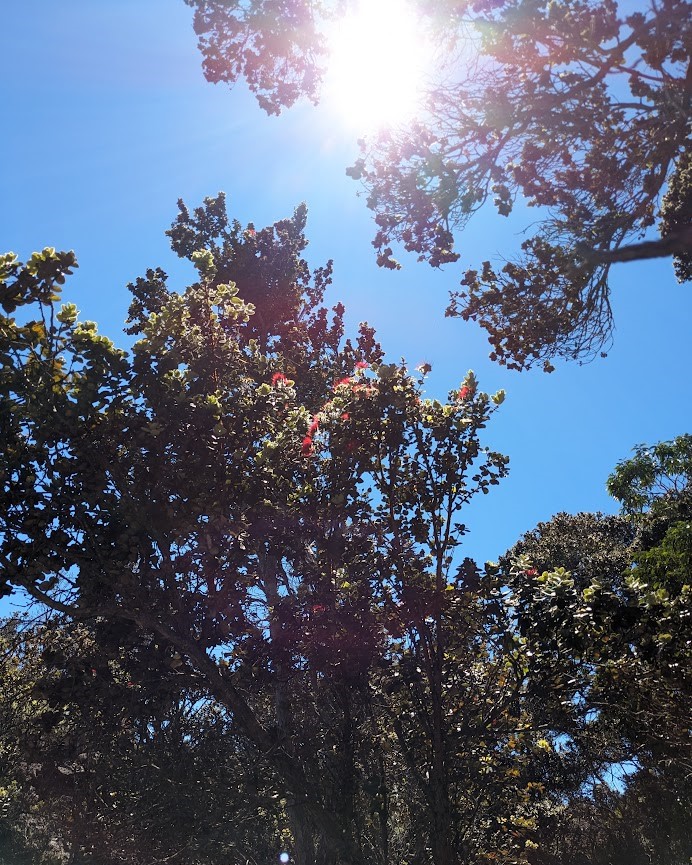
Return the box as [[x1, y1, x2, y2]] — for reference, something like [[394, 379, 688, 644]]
[[333, 377, 351, 390], [524, 568, 538, 577], [458, 386, 471, 400], [340, 412, 350, 421], [308, 417, 320, 436], [301, 436, 314, 456], [272, 372, 287, 386], [311, 604, 327, 614], [355, 361, 368, 370]]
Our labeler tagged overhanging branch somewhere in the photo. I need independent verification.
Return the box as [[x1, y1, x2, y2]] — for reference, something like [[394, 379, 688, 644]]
[[577, 226, 692, 265]]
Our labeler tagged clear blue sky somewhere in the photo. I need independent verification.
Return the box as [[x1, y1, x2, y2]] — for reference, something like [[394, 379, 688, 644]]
[[1, 0, 690, 610]]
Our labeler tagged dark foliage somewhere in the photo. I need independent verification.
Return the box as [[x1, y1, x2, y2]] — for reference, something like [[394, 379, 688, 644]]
[[185, 0, 692, 370]]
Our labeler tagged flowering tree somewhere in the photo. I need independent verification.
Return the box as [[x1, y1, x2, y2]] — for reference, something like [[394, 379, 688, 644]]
[[184, 0, 691, 370], [0, 199, 520, 865]]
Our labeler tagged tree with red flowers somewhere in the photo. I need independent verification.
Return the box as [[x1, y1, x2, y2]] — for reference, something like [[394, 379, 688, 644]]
[[0, 196, 523, 865], [184, 0, 691, 370]]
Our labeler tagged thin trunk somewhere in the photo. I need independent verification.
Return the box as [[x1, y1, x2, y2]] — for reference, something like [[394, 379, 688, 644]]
[[262, 550, 316, 865], [429, 660, 453, 865], [429, 559, 453, 865], [377, 750, 390, 865]]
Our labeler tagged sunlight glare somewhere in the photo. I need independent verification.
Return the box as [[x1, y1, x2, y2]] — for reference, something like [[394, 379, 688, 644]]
[[324, 0, 433, 132]]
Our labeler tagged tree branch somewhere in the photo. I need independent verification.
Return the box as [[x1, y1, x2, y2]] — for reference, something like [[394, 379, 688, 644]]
[[577, 226, 692, 265]]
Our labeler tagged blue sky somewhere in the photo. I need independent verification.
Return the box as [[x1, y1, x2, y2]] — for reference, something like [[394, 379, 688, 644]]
[[1, 0, 690, 610]]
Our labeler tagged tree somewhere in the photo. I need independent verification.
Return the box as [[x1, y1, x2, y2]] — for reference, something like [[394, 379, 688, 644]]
[[368, 555, 586, 865], [184, 0, 692, 370], [0, 198, 515, 865], [0, 615, 281, 865], [606, 433, 692, 516], [501, 437, 692, 864]]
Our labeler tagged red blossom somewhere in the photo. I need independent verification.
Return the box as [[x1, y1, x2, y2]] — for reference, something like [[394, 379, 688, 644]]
[[458, 385, 471, 400], [355, 361, 369, 370], [301, 436, 314, 456], [340, 412, 350, 421], [272, 372, 288, 386], [308, 417, 320, 436], [524, 568, 538, 577], [311, 604, 327, 614], [333, 377, 351, 390]]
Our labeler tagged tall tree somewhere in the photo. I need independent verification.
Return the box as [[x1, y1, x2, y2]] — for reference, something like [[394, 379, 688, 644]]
[[0, 199, 511, 865], [185, 0, 692, 370]]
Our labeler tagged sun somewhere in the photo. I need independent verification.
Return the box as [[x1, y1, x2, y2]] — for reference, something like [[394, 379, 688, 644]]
[[323, 0, 434, 133]]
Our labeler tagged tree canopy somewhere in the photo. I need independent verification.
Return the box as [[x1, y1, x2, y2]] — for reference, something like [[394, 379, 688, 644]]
[[1, 200, 523, 865], [0, 616, 281, 865], [499, 438, 692, 863], [2, 196, 690, 863], [184, 0, 692, 370], [2, 1, 690, 863]]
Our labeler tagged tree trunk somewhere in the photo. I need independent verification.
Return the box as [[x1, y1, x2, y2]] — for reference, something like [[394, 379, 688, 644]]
[[429, 597, 453, 865], [262, 550, 316, 865]]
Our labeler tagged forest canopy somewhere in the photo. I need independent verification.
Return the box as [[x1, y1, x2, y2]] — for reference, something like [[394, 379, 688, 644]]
[[1, 1, 690, 864], [1, 199, 690, 864]]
